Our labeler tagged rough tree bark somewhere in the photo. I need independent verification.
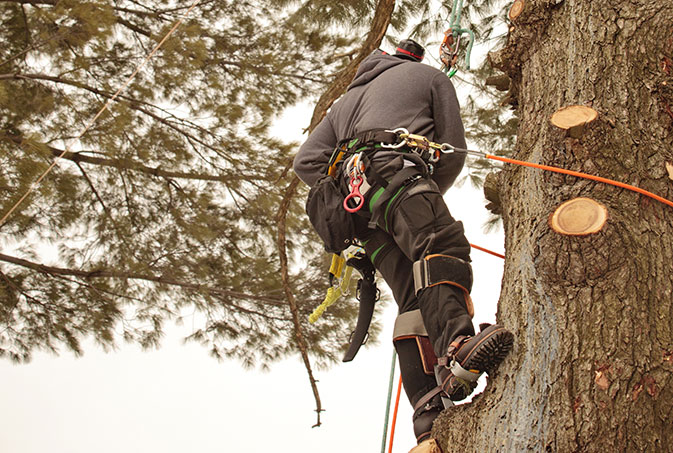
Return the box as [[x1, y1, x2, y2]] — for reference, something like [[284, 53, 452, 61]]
[[434, 1, 673, 451]]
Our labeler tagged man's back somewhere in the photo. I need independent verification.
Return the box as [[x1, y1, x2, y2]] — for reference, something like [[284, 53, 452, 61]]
[[294, 52, 467, 193]]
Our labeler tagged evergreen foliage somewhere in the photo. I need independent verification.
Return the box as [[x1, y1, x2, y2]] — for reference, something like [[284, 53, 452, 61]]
[[0, 0, 514, 370], [0, 0, 357, 363]]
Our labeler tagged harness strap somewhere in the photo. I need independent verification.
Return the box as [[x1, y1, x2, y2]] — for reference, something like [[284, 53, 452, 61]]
[[413, 254, 474, 318], [368, 166, 421, 229], [347, 129, 399, 146], [412, 386, 445, 418]]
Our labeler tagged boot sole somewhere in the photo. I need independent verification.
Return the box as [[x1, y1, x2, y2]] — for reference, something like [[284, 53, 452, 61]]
[[458, 326, 514, 375]]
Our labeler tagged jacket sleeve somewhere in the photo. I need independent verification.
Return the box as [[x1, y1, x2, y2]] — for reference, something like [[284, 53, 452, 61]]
[[293, 116, 338, 188], [430, 72, 467, 194]]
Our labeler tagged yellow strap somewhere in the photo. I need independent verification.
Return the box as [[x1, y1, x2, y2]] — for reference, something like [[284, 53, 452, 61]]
[[328, 253, 346, 278], [327, 150, 346, 177], [309, 264, 354, 323]]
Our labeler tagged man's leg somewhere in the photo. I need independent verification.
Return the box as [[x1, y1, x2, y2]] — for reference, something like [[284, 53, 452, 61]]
[[380, 180, 475, 357], [356, 224, 444, 444], [382, 179, 513, 400]]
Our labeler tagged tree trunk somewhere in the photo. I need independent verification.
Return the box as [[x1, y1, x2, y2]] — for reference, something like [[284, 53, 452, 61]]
[[434, 1, 673, 451]]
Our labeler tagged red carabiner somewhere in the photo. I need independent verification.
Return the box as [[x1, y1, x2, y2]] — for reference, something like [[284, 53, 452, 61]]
[[343, 174, 365, 213]]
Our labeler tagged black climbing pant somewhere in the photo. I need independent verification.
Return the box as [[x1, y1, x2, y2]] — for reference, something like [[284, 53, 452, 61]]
[[354, 177, 475, 356], [353, 176, 475, 410]]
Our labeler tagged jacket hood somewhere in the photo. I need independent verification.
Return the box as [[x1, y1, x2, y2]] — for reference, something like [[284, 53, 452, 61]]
[[347, 52, 409, 90]]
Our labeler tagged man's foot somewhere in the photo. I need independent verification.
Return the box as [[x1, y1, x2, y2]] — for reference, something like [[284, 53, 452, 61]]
[[437, 323, 514, 401], [409, 438, 442, 453]]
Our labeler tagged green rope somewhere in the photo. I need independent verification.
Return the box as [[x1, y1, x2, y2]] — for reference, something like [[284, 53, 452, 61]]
[[448, 0, 463, 28], [444, 0, 474, 78], [380, 349, 398, 453]]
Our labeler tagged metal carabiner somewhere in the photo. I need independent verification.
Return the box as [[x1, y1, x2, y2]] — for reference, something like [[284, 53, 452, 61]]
[[343, 174, 365, 213], [380, 127, 409, 149]]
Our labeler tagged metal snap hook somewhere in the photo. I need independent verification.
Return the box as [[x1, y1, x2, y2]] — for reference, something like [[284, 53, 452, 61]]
[[380, 127, 409, 149]]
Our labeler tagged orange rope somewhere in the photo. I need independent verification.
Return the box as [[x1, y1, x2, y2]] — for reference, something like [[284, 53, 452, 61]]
[[487, 154, 673, 209], [470, 243, 504, 259], [387, 374, 403, 453]]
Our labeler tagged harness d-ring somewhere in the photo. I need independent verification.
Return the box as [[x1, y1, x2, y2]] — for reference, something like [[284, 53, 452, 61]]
[[344, 174, 365, 213]]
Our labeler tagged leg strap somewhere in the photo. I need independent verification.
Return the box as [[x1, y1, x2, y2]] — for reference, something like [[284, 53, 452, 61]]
[[393, 310, 437, 375], [413, 254, 474, 317], [448, 359, 482, 382], [412, 386, 449, 444]]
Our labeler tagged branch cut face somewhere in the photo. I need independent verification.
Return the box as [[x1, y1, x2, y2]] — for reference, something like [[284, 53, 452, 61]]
[[509, 0, 524, 21], [549, 197, 608, 236], [550, 105, 598, 138]]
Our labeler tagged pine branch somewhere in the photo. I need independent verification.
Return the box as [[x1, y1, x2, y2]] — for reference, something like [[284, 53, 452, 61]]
[[74, 161, 109, 212], [1, 72, 228, 156], [2, 131, 238, 183], [115, 17, 152, 38], [0, 252, 285, 307]]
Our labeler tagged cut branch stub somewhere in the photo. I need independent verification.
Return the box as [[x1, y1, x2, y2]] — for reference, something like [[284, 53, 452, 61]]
[[485, 74, 511, 92], [549, 197, 608, 236], [550, 105, 598, 138], [509, 0, 524, 21]]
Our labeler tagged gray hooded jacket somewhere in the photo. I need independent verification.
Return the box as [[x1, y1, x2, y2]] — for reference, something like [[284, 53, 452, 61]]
[[293, 52, 467, 194]]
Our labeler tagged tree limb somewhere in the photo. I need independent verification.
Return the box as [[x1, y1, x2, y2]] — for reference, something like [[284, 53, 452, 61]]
[[273, 0, 396, 428], [115, 17, 152, 38], [2, 131, 237, 183], [74, 161, 109, 212], [1, 72, 237, 161], [0, 252, 286, 307]]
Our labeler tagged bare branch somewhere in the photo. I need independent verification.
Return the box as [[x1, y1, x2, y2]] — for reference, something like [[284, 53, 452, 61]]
[[274, 0, 396, 429]]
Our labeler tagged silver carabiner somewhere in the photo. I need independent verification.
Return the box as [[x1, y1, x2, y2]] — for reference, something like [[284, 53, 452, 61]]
[[380, 128, 409, 149]]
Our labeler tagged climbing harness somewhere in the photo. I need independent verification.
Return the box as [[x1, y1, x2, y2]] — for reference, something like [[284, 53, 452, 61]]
[[440, 0, 474, 78], [325, 128, 434, 231]]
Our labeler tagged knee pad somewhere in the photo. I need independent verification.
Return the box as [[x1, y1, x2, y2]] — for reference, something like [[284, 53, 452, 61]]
[[393, 310, 437, 375], [413, 254, 474, 317]]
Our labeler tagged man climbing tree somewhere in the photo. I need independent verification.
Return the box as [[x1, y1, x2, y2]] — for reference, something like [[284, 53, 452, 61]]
[[294, 39, 514, 452]]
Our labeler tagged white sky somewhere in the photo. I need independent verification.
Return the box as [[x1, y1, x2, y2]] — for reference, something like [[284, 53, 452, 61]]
[[0, 56, 506, 453], [0, 177, 503, 453]]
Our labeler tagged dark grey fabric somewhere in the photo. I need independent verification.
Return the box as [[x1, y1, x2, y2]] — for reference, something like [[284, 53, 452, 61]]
[[354, 178, 474, 357], [293, 52, 467, 194]]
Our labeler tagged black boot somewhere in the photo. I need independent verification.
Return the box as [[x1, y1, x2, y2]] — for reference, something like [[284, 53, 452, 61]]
[[436, 323, 514, 401]]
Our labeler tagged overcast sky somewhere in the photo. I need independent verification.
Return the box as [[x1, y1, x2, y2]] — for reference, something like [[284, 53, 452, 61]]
[[0, 75, 505, 453]]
